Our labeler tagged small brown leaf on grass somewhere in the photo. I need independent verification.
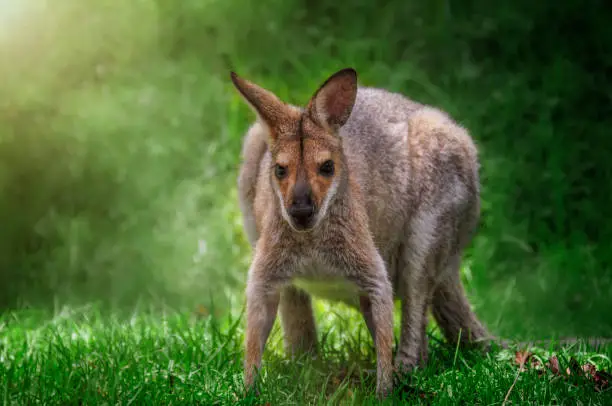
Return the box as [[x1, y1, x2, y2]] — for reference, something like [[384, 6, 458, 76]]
[[514, 350, 532, 370], [546, 356, 560, 375], [582, 363, 597, 378]]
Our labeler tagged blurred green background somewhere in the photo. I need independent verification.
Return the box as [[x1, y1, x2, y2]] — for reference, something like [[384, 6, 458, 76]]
[[0, 0, 610, 341]]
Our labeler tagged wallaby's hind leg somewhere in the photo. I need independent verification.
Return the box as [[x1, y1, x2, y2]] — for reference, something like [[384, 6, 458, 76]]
[[279, 285, 318, 357], [431, 254, 489, 348], [395, 245, 433, 373], [396, 293, 430, 372]]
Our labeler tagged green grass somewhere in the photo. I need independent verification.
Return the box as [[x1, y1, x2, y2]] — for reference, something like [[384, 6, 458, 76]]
[[1, 306, 611, 405]]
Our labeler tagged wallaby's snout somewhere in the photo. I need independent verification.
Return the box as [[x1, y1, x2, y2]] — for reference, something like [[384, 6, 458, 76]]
[[288, 179, 315, 230]]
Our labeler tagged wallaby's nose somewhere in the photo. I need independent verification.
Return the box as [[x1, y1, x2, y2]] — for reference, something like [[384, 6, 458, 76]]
[[289, 178, 315, 228], [289, 194, 314, 217], [289, 192, 315, 227]]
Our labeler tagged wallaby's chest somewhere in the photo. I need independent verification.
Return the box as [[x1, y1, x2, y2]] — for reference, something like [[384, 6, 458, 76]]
[[291, 256, 361, 307], [292, 277, 360, 307]]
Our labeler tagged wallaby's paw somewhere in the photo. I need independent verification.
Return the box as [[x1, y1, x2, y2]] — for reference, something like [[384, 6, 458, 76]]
[[394, 356, 417, 374], [375, 377, 394, 400], [394, 352, 427, 376]]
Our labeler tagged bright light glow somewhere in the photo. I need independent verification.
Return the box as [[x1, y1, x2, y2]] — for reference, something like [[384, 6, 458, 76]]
[[0, 1, 24, 23], [0, 0, 30, 37]]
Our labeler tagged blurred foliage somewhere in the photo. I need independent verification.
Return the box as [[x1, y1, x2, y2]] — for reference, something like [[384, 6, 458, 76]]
[[0, 0, 610, 338]]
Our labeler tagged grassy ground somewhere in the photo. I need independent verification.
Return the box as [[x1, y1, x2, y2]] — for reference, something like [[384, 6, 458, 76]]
[[2, 306, 611, 405], [1, 0, 612, 404]]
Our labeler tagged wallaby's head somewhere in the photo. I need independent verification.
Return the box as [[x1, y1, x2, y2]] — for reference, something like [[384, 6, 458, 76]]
[[231, 68, 358, 232]]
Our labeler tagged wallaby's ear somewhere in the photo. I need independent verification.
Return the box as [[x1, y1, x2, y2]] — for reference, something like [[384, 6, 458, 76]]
[[230, 72, 289, 134], [307, 68, 358, 131]]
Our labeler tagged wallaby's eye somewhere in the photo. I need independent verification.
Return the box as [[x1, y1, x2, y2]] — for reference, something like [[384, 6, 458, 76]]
[[275, 164, 288, 180], [319, 160, 335, 177]]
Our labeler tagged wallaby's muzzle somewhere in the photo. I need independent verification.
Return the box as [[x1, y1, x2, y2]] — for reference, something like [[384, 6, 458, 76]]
[[288, 192, 316, 230]]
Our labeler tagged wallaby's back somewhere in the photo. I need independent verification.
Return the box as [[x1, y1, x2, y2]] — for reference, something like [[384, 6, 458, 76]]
[[340, 86, 480, 253]]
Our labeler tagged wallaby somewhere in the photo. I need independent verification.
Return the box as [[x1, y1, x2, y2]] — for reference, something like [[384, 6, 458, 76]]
[[231, 67, 494, 398]]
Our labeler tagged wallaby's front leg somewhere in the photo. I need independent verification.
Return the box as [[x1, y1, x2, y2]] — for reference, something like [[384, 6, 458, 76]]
[[359, 295, 377, 345], [280, 285, 318, 357], [243, 255, 283, 393], [348, 250, 395, 398]]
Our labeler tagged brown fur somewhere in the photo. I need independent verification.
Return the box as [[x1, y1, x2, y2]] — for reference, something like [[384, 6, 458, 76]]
[[231, 68, 492, 398]]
